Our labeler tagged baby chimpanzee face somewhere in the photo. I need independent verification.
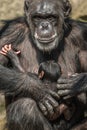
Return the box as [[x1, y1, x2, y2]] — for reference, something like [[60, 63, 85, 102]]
[[38, 60, 61, 82]]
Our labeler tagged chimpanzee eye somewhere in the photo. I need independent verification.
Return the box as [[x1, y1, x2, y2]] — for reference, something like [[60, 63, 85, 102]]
[[33, 16, 42, 22], [32, 16, 41, 27], [47, 16, 58, 26], [48, 16, 58, 23]]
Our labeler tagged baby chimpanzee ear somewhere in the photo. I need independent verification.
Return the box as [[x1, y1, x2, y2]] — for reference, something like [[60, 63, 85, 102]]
[[38, 71, 45, 79]]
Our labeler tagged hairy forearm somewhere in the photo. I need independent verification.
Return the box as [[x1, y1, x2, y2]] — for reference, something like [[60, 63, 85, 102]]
[[0, 54, 8, 66], [0, 65, 42, 98], [0, 64, 25, 94], [0, 65, 51, 100], [0, 65, 62, 117]]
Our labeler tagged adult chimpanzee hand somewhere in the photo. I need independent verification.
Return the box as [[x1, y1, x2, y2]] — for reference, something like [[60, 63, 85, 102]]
[[24, 74, 60, 119], [57, 73, 87, 98], [36, 82, 60, 119]]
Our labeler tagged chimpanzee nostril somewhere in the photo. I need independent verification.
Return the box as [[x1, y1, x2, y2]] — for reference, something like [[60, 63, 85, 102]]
[[38, 21, 53, 38], [41, 22, 49, 29]]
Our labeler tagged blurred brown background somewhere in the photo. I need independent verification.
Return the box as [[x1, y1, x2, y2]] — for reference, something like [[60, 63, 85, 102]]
[[0, 0, 87, 20], [0, 0, 87, 129]]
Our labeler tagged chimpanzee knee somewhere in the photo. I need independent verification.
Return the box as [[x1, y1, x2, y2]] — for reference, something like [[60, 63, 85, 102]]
[[7, 98, 53, 130]]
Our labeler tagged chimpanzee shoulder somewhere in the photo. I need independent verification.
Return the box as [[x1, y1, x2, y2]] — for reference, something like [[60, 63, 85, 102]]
[[0, 17, 29, 47], [65, 19, 87, 50]]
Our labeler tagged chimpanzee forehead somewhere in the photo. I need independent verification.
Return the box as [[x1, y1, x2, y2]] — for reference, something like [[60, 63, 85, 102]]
[[28, 0, 63, 15]]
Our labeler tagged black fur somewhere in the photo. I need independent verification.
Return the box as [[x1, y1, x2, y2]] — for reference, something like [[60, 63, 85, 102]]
[[0, 0, 87, 130], [38, 61, 61, 82]]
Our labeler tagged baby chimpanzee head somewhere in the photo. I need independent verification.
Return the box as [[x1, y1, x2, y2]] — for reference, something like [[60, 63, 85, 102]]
[[38, 61, 61, 82]]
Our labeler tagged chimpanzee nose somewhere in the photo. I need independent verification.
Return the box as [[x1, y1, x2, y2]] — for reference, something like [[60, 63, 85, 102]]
[[39, 21, 53, 37], [41, 22, 49, 30]]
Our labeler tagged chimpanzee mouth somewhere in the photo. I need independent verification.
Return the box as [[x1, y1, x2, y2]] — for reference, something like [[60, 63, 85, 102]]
[[35, 33, 57, 44], [38, 38, 55, 44]]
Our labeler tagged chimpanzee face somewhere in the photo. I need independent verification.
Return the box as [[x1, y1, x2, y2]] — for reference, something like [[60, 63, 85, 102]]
[[24, 0, 71, 52]]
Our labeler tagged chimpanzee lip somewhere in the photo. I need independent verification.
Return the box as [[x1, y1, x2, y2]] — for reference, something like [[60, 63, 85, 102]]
[[35, 33, 57, 44], [38, 38, 55, 43]]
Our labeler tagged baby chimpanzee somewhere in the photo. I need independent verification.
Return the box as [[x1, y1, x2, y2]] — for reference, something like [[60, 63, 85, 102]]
[[38, 61, 61, 82], [0, 44, 75, 122]]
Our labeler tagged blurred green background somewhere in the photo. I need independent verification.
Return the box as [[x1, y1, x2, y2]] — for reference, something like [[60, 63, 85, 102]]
[[0, 0, 87, 129]]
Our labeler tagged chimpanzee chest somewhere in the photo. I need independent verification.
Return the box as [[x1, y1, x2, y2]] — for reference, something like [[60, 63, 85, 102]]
[[19, 41, 81, 76], [58, 54, 80, 77], [22, 52, 80, 77], [58, 44, 81, 77]]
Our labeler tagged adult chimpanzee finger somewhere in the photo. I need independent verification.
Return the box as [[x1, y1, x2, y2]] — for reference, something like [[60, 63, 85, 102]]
[[49, 90, 60, 99], [39, 102, 48, 116], [44, 100, 54, 115], [57, 84, 71, 90], [47, 96, 59, 108], [57, 76, 81, 84], [58, 90, 71, 97]]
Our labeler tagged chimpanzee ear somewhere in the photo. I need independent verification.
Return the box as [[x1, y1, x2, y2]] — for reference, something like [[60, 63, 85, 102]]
[[24, 0, 30, 12], [63, 0, 72, 18]]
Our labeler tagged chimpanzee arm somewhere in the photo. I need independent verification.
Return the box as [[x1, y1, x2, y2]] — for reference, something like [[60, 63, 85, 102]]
[[57, 73, 87, 96], [0, 54, 8, 66], [57, 54, 87, 97], [57, 53, 87, 97], [0, 48, 61, 118], [57, 49, 87, 97], [0, 64, 60, 117], [0, 44, 25, 72], [0, 19, 60, 117], [57, 24, 87, 98]]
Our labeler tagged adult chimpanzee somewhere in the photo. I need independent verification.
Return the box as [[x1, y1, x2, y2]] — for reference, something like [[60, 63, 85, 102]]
[[0, 0, 87, 130], [1, 44, 74, 124], [0, 44, 76, 130], [1, 45, 74, 122]]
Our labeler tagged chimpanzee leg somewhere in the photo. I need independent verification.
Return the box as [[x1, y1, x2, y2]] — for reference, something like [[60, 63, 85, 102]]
[[7, 98, 53, 130]]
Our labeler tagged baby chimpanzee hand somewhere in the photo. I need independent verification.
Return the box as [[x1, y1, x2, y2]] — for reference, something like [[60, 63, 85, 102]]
[[0, 44, 20, 57]]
